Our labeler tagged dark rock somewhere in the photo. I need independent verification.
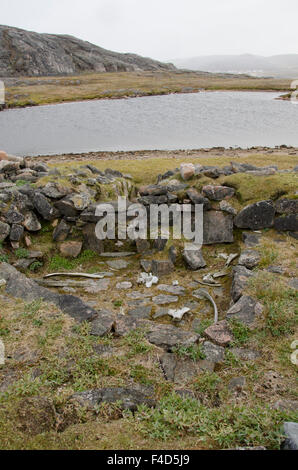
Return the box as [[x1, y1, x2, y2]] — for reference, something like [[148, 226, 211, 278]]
[[238, 249, 260, 269], [152, 294, 178, 305], [0, 262, 97, 322], [13, 258, 36, 271], [202, 167, 221, 178], [183, 247, 206, 270], [57, 295, 97, 323], [151, 259, 174, 277], [114, 316, 145, 337], [33, 193, 59, 221], [105, 168, 123, 178], [231, 265, 254, 302], [166, 180, 188, 193], [274, 215, 298, 232], [70, 386, 155, 412], [186, 188, 211, 209], [202, 185, 235, 201], [0, 221, 10, 241], [139, 185, 167, 196], [127, 306, 152, 319], [5, 209, 24, 224], [281, 422, 298, 450], [226, 295, 263, 325], [82, 223, 104, 254], [140, 259, 152, 272], [54, 196, 78, 217], [90, 309, 115, 336], [136, 239, 151, 254], [53, 219, 71, 242], [289, 232, 298, 240], [275, 198, 298, 215], [242, 231, 261, 247], [160, 353, 212, 383], [153, 237, 168, 251], [203, 211, 234, 244], [168, 245, 177, 265], [234, 201, 275, 229], [138, 195, 167, 205], [146, 324, 199, 350], [16, 397, 56, 436], [157, 284, 185, 295], [31, 163, 49, 173], [219, 200, 237, 215], [10, 223, 24, 241], [201, 341, 225, 363], [231, 162, 259, 173], [267, 265, 285, 274], [41, 182, 70, 199]]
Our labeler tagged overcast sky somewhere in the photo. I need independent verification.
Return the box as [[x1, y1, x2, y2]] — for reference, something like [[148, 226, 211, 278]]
[[1, 0, 298, 61]]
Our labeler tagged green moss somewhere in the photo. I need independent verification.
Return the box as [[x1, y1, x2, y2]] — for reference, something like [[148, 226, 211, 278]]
[[223, 173, 298, 204], [134, 392, 296, 448]]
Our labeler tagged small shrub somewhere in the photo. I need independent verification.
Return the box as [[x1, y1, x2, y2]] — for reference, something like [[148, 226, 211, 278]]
[[15, 248, 29, 259], [172, 344, 206, 361], [229, 319, 251, 346]]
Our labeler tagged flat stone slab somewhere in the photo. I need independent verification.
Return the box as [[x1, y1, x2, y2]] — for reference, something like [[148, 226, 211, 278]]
[[90, 309, 115, 336], [226, 295, 263, 325], [70, 386, 155, 412], [100, 252, 136, 258], [106, 260, 129, 269], [127, 306, 152, 319], [238, 250, 260, 269], [234, 201, 275, 229], [201, 341, 225, 363], [146, 324, 199, 350], [126, 291, 152, 300], [231, 265, 254, 302], [230, 348, 261, 361], [160, 352, 214, 383], [152, 294, 179, 305], [156, 284, 186, 295], [0, 262, 96, 323], [116, 281, 132, 289], [84, 279, 110, 293]]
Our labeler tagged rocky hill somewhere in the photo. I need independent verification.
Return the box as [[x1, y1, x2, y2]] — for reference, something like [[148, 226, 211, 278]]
[[0, 25, 175, 77]]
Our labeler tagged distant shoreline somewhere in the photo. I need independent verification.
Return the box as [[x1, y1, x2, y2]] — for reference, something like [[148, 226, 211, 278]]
[[1, 71, 291, 110], [26, 146, 298, 163]]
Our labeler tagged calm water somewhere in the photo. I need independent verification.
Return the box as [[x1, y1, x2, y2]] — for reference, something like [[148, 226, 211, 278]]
[[0, 91, 297, 156]]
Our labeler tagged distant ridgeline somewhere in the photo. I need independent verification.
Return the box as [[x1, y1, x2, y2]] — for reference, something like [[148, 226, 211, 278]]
[[0, 25, 176, 77]]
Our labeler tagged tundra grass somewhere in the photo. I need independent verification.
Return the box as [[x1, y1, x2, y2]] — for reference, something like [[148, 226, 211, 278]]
[[4, 71, 292, 109]]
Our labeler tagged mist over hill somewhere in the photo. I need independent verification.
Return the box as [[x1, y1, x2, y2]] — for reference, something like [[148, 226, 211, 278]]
[[173, 53, 298, 78]]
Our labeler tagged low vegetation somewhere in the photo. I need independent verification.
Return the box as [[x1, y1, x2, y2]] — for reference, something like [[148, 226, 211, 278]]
[[4, 71, 292, 108]]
